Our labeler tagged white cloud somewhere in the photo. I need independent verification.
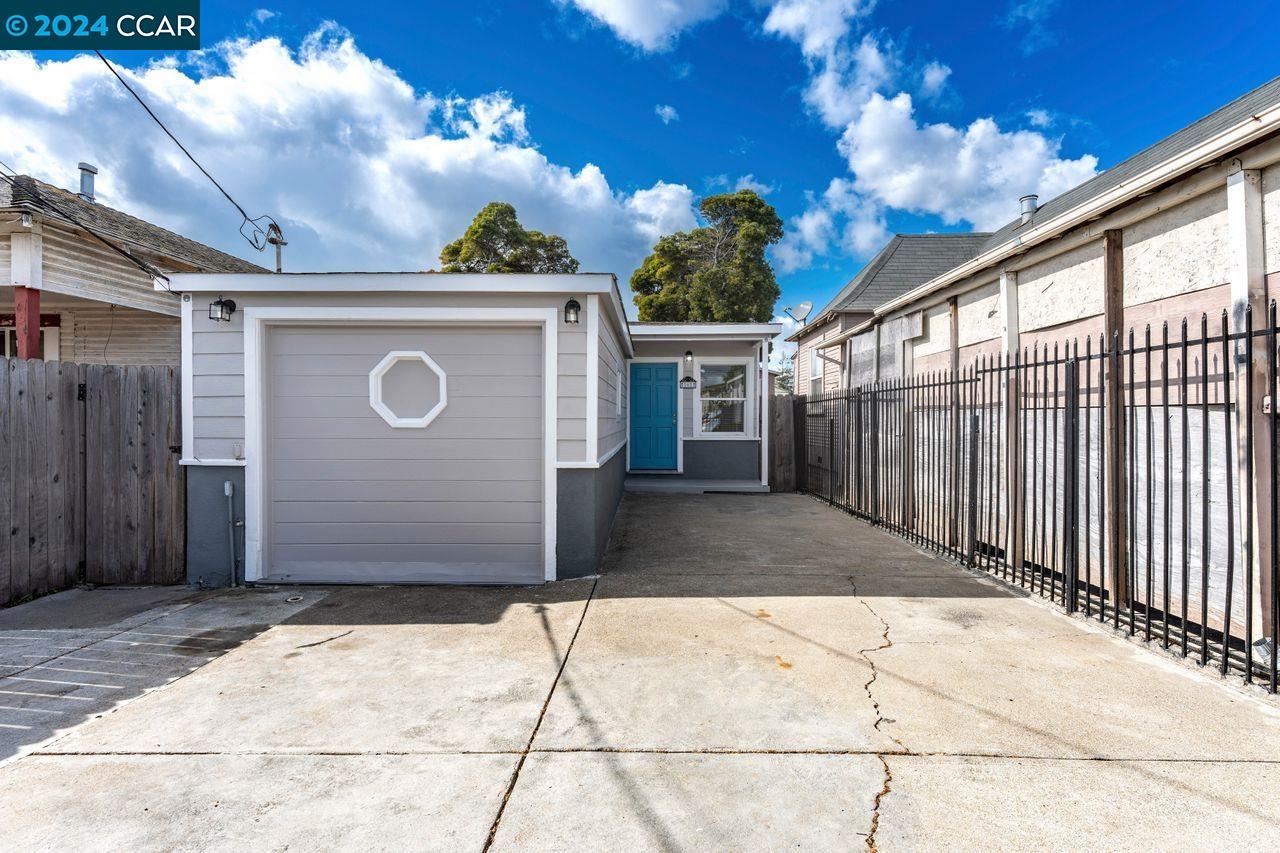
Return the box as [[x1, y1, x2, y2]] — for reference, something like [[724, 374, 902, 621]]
[[708, 173, 776, 195], [773, 177, 887, 273], [557, 0, 727, 51], [1026, 108, 1053, 128], [762, 0, 875, 59], [654, 103, 679, 124], [251, 8, 278, 24], [919, 61, 950, 97], [770, 314, 800, 367], [0, 27, 696, 286], [837, 92, 1097, 229], [761, 2, 1097, 269], [801, 34, 896, 129], [1002, 0, 1060, 56]]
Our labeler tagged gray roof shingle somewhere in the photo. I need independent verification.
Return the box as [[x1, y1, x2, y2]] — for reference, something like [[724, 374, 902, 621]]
[[812, 232, 990, 323], [1, 175, 266, 273]]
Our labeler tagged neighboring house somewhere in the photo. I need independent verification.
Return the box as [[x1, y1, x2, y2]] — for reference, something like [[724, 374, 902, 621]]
[[790, 233, 989, 394], [173, 270, 781, 587], [829, 76, 1280, 385], [1, 163, 264, 365]]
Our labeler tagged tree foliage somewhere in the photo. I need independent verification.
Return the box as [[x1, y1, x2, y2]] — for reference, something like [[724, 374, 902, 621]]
[[439, 202, 579, 273], [774, 353, 794, 395], [630, 189, 783, 322]]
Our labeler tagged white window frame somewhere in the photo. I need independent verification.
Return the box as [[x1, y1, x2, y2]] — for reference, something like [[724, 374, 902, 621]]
[[1, 325, 60, 361], [694, 356, 754, 439], [808, 344, 823, 394]]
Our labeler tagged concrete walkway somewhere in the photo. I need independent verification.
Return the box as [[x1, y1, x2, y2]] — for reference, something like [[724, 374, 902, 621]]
[[1, 493, 1278, 851]]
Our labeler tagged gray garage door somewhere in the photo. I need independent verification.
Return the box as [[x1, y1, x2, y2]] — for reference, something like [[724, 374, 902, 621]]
[[265, 324, 545, 584]]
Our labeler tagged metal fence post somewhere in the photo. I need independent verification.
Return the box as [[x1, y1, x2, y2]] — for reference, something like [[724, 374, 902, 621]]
[[870, 385, 881, 525], [1063, 358, 1080, 612], [966, 411, 981, 566]]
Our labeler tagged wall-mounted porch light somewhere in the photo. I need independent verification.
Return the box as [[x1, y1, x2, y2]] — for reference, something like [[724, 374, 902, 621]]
[[684, 350, 693, 366], [209, 297, 237, 323], [564, 298, 581, 325]]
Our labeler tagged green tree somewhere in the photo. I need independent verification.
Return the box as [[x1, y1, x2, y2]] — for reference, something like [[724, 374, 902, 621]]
[[775, 352, 794, 395], [439, 202, 579, 273], [630, 189, 783, 322]]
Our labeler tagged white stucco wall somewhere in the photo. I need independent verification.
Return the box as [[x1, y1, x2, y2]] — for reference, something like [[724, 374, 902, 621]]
[[1263, 162, 1280, 275], [956, 279, 1001, 347], [1123, 189, 1230, 306], [1016, 239, 1105, 332]]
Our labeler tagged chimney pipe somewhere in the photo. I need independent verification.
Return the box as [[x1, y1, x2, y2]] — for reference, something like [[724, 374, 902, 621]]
[[1019, 193, 1038, 225], [78, 162, 98, 202]]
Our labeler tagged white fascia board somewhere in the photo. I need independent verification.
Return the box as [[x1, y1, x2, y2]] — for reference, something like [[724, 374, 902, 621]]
[[163, 271, 618, 293], [875, 106, 1280, 318], [629, 323, 784, 337]]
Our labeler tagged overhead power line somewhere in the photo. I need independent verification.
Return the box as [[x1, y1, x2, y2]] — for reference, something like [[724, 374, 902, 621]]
[[93, 49, 284, 255]]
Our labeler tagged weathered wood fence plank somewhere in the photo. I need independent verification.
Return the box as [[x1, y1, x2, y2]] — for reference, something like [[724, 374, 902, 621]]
[[770, 394, 797, 492], [2, 357, 184, 605]]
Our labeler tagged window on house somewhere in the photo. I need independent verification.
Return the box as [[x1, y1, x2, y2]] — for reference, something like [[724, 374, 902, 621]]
[[699, 363, 747, 434], [809, 348, 823, 395], [1, 327, 49, 359]]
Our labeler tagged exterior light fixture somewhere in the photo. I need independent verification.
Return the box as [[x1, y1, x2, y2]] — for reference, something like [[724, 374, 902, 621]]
[[209, 297, 236, 323], [680, 350, 697, 389], [564, 298, 581, 325], [684, 350, 693, 366]]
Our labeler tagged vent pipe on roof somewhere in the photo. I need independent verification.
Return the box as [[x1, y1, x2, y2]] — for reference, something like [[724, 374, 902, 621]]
[[1019, 193, 1038, 225], [77, 162, 98, 202]]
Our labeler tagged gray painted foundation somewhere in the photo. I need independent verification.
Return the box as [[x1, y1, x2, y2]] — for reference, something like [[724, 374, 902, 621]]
[[189, 450, 628, 587], [186, 466, 246, 589], [556, 448, 627, 579], [682, 440, 761, 480]]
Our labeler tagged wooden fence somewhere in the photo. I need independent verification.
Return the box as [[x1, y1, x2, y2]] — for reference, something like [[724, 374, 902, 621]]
[[769, 394, 797, 492], [1, 358, 184, 606]]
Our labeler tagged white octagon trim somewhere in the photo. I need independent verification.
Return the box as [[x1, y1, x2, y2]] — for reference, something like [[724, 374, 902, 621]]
[[368, 350, 448, 429]]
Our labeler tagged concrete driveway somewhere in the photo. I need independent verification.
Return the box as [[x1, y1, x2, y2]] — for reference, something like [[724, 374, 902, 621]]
[[1, 493, 1279, 851]]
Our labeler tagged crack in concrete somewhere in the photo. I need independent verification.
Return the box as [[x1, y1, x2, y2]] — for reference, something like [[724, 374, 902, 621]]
[[868, 754, 892, 853], [848, 577, 906, 852], [481, 577, 598, 852]]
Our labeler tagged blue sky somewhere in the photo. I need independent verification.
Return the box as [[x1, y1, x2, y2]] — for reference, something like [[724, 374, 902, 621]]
[[8, 0, 1278, 328]]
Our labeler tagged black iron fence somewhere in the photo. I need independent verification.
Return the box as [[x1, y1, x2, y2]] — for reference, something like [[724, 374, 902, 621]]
[[797, 304, 1280, 692]]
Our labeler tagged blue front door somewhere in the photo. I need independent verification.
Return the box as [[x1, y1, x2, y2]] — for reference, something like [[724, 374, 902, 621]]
[[630, 362, 678, 470]]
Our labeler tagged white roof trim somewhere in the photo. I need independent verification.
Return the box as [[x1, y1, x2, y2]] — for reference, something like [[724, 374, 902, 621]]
[[163, 271, 615, 293], [165, 271, 634, 358], [628, 323, 784, 338]]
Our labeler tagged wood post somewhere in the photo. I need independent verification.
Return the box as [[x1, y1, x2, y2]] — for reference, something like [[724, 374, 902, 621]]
[[1102, 229, 1129, 606], [1227, 166, 1273, 642], [1000, 270, 1024, 573], [13, 286, 41, 359]]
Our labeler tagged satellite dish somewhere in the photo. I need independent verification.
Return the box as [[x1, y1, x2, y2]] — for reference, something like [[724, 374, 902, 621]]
[[785, 301, 813, 325]]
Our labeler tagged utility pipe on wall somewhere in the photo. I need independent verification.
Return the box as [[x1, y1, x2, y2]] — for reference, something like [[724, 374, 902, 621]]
[[224, 480, 239, 587]]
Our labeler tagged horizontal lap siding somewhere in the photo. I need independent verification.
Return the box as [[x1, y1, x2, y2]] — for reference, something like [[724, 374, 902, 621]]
[[266, 324, 543, 583], [597, 316, 626, 460], [40, 227, 181, 316], [188, 292, 587, 464]]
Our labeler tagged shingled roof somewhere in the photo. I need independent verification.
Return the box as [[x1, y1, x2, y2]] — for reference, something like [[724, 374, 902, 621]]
[[791, 233, 989, 340], [1, 174, 266, 274]]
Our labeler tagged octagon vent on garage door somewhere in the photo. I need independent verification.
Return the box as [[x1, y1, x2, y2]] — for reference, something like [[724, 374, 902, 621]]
[[368, 350, 447, 428]]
